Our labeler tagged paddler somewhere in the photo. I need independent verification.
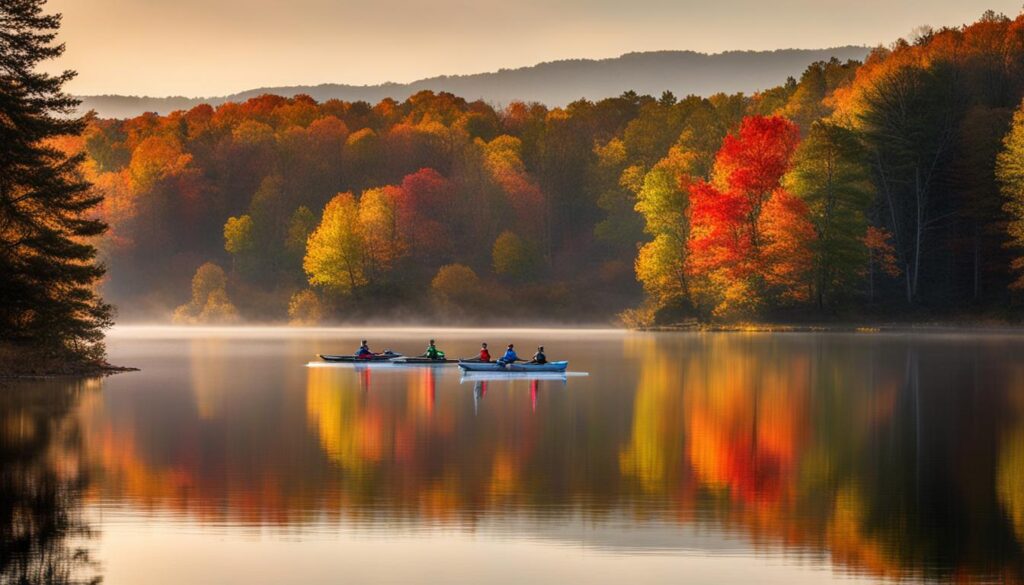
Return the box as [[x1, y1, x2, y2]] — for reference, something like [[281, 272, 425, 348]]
[[497, 343, 519, 366], [422, 339, 445, 360], [479, 342, 491, 362], [356, 340, 373, 359], [529, 346, 547, 365]]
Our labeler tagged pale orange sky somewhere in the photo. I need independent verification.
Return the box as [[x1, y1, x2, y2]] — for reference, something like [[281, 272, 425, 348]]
[[46, 0, 1021, 97]]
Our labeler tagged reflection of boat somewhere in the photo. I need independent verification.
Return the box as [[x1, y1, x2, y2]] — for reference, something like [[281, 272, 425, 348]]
[[460, 372, 569, 383], [458, 360, 568, 372], [318, 351, 401, 362]]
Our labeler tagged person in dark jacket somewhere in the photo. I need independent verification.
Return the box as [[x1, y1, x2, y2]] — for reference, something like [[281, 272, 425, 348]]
[[530, 346, 547, 365], [356, 340, 373, 359]]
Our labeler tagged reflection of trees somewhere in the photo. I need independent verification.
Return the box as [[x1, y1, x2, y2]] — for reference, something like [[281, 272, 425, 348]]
[[684, 337, 810, 504], [302, 366, 632, 520], [619, 336, 687, 493], [306, 367, 389, 473], [620, 334, 1024, 582], [58, 334, 1024, 582], [998, 362, 1024, 547], [0, 379, 99, 585], [998, 427, 1024, 544], [858, 345, 1024, 582]]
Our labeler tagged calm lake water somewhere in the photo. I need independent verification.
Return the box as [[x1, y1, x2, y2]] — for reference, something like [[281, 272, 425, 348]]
[[3, 326, 1024, 584]]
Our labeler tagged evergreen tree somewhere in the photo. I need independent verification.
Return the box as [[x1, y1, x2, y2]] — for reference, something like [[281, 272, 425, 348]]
[[0, 0, 112, 363]]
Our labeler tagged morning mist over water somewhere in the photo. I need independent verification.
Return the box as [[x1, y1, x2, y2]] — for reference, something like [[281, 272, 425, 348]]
[[8, 327, 1024, 584]]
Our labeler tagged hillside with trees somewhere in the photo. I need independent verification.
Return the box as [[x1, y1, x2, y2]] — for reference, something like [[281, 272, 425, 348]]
[[75, 47, 871, 118], [50, 10, 1024, 326]]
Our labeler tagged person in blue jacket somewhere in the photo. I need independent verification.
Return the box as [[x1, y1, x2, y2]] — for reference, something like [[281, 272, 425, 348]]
[[498, 343, 519, 366]]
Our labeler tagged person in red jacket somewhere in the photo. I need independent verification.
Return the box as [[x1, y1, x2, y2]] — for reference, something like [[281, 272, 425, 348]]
[[479, 342, 491, 362]]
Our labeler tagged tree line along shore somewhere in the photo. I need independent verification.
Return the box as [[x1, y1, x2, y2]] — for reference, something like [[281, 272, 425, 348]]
[[7, 5, 1024, 373]]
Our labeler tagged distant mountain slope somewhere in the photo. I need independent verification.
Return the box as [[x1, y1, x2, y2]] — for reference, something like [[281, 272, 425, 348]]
[[79, 47, 871, 118]]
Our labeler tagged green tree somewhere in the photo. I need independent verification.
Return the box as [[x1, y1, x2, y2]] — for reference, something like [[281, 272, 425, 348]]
[[224, 215, 255, 255], [592, 139, 644, 251], [786, 122, 874, 308], [997, 100, 1024, 289], [492, 231, 540, 281], [633, 148, 696, 313], [0, 0, 113, 365], [285, 206, 317, 258], [247, 174, 289, 278], [304, 193, 367, 294]]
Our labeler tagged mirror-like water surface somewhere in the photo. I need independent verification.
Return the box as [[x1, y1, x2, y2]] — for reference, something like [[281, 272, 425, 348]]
[[4, 326, 1024, 584]]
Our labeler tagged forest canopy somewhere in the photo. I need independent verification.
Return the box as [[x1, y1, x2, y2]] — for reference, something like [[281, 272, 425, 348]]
[[56, 10, 1024, 325]]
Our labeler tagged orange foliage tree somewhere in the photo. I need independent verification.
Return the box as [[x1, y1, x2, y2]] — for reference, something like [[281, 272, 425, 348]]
[[687, 116, 814, 317]]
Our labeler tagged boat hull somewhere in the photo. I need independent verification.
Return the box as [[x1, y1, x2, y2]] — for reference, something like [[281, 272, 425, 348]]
[[388, 357, 456, 364], [318, 353, 401, 362], [458, 360, 568, 372]]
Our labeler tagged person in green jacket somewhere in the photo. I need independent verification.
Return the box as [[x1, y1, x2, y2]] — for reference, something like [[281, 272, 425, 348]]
[[422, 339, 445, 360]]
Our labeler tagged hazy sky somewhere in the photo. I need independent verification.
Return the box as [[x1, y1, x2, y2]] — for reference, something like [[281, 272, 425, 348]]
[[47, 0, 1022, 97]]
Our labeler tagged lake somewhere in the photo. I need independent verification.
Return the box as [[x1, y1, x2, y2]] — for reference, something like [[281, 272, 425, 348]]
[[3, 326, 1024, 584]]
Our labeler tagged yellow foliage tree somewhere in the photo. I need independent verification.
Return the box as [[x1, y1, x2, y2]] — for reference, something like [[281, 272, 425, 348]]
[[173, 262, 239, 324], [288, 289, 324, 326], [223, 215, 255, 255], [997, 100, 1024, 288], [358, 186, 406, 272], [303, 192, 367, 294], [431, 264, 486, 313]]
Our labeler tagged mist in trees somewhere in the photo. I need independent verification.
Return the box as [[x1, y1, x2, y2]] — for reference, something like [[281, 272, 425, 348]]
[[40, 10, 1024, 326]]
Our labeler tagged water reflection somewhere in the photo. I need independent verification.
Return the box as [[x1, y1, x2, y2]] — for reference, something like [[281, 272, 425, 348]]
[[9, 330, 1024, 583], [0, 379, 99, 585]]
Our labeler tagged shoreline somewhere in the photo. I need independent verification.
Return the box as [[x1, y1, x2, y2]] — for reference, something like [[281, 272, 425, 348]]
[[0, 365, 139, 381], [0, 357, 138, 381], [638, 321, 1024, 333]]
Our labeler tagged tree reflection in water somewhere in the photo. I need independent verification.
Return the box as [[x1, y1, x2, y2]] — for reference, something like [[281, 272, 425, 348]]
[[0, 379, 100, 585], [36, 332, 1024, 584]]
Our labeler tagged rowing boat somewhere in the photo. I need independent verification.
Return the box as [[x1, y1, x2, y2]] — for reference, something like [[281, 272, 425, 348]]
[[388, 356, 457, 365], [457, 360, 568, 372], [318, 351, 401, 362]]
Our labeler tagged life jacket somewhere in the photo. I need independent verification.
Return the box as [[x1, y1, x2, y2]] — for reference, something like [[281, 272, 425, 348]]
[[480, 349, 491, 361]]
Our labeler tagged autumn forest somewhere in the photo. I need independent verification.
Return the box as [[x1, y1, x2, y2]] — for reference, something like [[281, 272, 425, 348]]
[[58, 11, 1024, 325]]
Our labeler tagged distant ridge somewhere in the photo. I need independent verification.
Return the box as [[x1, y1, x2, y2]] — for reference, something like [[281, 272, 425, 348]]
[[78, 47, 871, 119]]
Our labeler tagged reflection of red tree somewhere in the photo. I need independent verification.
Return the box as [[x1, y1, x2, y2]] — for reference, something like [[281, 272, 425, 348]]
[[685, 347, 807, 506]]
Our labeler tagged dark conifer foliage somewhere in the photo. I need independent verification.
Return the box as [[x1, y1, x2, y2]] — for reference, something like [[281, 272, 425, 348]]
[[0, 0, 112, 364]]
